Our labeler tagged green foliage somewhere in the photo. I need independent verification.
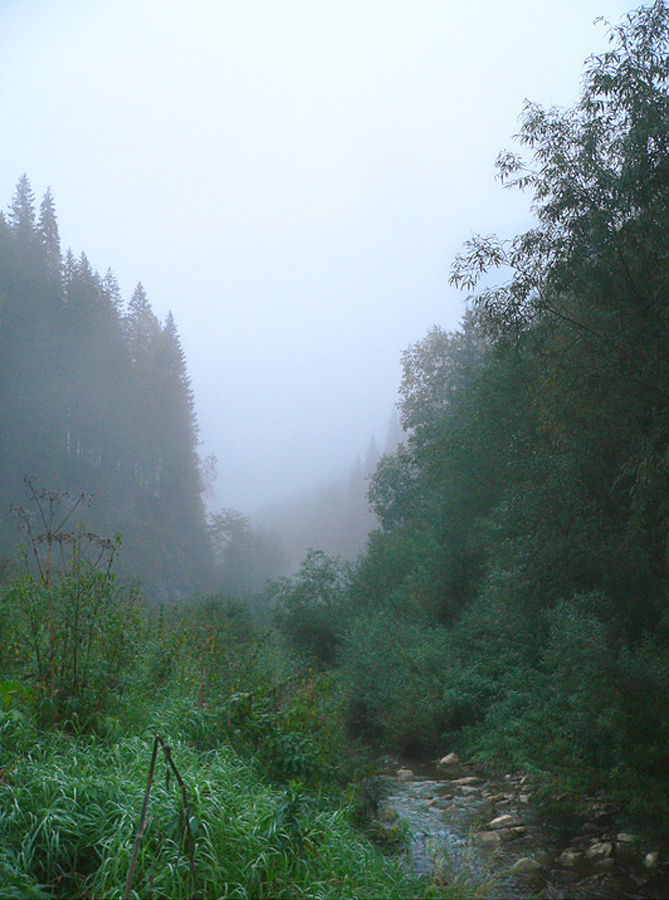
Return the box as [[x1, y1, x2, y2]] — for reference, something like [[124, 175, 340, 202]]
[[209, 508, 287, 598], [3, 483, 141, 730], [340, 610, 453, 754], [330, 1, 669, 838], [0, 714, 427, 900], [352, 525, 452, 621], [272, 550, 352, 665]]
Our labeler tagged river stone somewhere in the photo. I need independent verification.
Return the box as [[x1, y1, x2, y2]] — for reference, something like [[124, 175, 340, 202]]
[[489, 813, 522, 829], [616, 832, 636, 844], [397, 767, 414, 780], [558, 849, 581, 867], [585, 841, 613, 860], [451, 775, 481, 785], [437, 752, 461, 774], [644, 851, 659, 869], [475, 830, 502, 846], [510, 857, 542, 875], [615, 840, 635, 861]]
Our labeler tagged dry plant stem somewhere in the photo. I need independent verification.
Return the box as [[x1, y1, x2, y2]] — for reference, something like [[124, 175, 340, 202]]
[[123, 734, 196, 900], [123, 735, 160, 900]]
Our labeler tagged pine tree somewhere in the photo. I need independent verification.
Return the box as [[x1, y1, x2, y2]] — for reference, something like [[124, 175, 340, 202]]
[[101, 268, 123, 315], [8, 173, 36, 245], [126, 282, 159, 364], [37, 187, 61, 278]]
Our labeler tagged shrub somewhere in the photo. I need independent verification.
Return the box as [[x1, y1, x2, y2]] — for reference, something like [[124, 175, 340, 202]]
[[272, 550, 352, 666], [4, 483, 141, 730], [340, 610, 453, 755]]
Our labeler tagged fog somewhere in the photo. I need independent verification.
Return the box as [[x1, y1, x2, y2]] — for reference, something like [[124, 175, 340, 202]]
[[0, 0, 631, 514]]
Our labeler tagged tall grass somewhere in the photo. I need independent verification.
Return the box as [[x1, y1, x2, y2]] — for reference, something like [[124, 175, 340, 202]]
[[1, 710, 434, 899]]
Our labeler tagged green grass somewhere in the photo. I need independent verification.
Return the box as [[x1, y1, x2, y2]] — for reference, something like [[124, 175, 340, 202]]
[[0, 710, 437, 899]]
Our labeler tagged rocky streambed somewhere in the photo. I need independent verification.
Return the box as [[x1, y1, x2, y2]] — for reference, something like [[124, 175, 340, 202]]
[[377, 754, 669, 898]]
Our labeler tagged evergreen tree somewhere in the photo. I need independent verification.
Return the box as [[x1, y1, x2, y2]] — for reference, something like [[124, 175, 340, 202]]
[[0, 177, 212, 598], [101, 268, 123, 315], [126, 282, 159, 364], [37, 187, 61, 279], [8, 173, 36, 245]]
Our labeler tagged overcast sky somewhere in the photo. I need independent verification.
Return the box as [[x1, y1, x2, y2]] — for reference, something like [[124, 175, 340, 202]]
[[1, 0, 633, 511]]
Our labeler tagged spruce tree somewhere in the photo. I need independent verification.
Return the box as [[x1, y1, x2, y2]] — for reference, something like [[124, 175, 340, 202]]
[[37, 187, 61, 279], [8, 173, 37, 245]]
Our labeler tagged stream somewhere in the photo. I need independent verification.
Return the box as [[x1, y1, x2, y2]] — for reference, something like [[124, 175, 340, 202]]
[[378, 758, 669, 899]]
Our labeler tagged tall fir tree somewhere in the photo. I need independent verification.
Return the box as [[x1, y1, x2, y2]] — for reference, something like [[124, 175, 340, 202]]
[[37, 187, 61, 279], [8, 173, 36, 245]]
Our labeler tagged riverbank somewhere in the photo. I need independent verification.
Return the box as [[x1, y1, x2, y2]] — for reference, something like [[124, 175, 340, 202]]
[[377, 754, 669, 899]]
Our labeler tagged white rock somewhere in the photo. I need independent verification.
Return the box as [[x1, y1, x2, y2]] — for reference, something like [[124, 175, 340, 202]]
[[644, 851, 659, 869], [437, 752, 460, 769], [397, 767, 414, 780]]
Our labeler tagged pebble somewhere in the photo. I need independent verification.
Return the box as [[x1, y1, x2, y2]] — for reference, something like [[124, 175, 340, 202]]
[[437, 752, 460, 769]]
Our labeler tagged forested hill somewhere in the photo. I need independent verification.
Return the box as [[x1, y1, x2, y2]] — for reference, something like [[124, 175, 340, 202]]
[[0, 177, 213, 598]]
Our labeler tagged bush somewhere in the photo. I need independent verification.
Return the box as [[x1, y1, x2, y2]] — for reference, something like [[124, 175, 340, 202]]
[[340, 610, 453, 755], [3, 483, 142, 730], [272, 550, 352, 666]]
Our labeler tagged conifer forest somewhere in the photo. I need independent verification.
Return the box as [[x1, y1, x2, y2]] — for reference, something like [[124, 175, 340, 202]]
[[3, 3, 669, 898]]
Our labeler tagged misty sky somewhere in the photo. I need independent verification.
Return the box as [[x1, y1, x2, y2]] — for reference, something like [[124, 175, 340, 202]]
[[1, 0, 632, 512]]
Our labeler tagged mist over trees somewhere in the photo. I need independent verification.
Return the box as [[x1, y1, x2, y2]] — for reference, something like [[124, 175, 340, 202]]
[[0, 178, 212, 598], [257, 416, 403, 570], [272, 0, 669, 822], [0, 177, 391, 599], [6, 6, 669, 896]]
